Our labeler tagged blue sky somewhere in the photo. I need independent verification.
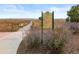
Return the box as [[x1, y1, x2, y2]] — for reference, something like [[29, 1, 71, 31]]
[[0, 4, 76, 19]]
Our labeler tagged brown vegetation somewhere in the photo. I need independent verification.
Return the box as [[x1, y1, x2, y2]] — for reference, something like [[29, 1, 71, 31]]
[[0, 19, 30, 32], [16, 18, 79, 54], [17, 28, 71, 54], [32, 20, 41, 29]]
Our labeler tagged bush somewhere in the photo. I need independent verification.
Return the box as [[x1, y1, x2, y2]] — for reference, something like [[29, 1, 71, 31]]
[[17, 29, 70, 54], [66, 17, 70, 22], [67, 5, 79, 22], [70, 23, 79, 34]]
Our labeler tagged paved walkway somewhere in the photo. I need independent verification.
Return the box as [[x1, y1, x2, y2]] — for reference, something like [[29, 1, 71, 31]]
[[0, 21, 32, 54]]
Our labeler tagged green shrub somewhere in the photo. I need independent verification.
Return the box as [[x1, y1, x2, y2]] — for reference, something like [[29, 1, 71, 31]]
[[17, 29, 70, 54]]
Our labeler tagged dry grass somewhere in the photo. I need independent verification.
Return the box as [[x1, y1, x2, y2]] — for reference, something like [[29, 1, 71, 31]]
[[17, 28, 71, 54], [31, 20, 41, 29], [0, 19, 30, 32], [15, 19, 79, 54]]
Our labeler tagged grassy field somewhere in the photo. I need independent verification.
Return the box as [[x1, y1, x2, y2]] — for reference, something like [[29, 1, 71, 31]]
[[31, 19, 65, 29], [0, 18, 79, 53], [17, 28, 71, 54], [31, 20, 41, 29], [0, 19, 30, 32], [17, 19, 79, 54]]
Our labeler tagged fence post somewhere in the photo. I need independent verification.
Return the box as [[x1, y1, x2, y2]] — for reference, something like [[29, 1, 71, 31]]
[[52, 11, 54, 30], [41, 11, 43, 44]]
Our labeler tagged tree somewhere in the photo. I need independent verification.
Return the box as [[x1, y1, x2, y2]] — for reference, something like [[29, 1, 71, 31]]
[[67, 5, 79, 22], [66, 17, 70, 22]]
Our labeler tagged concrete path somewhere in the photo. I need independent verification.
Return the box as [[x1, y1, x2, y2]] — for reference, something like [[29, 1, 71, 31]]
[[0, 21, 32, 54]]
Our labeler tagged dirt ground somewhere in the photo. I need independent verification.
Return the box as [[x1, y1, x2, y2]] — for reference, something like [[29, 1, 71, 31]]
[[63, 34, 79, 54]]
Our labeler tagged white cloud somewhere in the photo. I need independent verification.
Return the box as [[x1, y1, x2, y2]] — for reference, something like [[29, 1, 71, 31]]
[[48, 6, 71, 18], [34, 5, 72, 19], [0, 4, 73, 19], [0, 6, 40, 18], [0, 5, 42, 18]]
